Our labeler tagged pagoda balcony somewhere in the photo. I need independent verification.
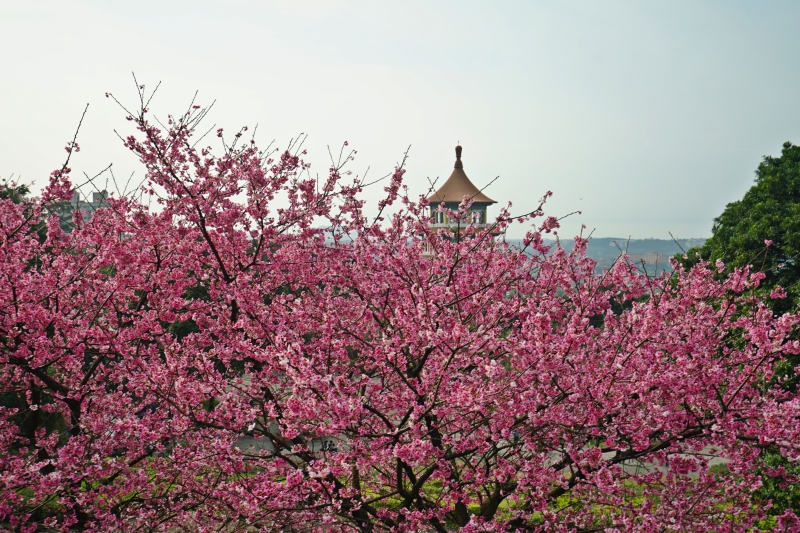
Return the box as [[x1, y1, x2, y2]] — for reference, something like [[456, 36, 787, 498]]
[[430, 222, 488, 229]]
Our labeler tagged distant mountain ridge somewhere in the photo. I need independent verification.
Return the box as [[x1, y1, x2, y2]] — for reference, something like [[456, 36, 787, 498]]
[[506, 237, 707, 272]]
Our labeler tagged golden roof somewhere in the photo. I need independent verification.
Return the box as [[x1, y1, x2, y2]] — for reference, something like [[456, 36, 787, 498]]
[[426, 145, 496, 205]]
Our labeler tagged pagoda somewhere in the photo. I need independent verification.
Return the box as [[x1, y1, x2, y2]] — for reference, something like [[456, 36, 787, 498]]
[[427, 145, 497, 236]]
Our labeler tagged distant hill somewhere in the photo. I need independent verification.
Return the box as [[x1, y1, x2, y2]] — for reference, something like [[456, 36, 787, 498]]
[[506, 237, 707, 273]]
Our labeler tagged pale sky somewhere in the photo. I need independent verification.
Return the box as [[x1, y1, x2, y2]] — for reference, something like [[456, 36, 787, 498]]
[[2, 0, 799, 238]]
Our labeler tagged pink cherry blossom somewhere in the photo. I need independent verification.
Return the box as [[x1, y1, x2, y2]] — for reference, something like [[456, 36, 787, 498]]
[[1, 95, 798, 532], [771, 286, 788, 299]]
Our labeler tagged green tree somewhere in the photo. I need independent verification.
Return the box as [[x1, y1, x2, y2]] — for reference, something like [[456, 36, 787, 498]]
[[681, 141, 800, 315], [678, 142, 800, 524]]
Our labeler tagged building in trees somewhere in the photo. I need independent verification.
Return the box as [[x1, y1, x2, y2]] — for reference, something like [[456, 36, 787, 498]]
[[49, 190, 109, 231], [427, 145, 497, 234]]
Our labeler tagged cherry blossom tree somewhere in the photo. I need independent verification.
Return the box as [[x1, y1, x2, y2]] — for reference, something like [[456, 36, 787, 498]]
[[2, 89, 800, 532]]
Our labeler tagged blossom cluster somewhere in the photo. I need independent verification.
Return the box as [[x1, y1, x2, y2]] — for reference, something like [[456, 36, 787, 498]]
[[1, 98, 799, 532]]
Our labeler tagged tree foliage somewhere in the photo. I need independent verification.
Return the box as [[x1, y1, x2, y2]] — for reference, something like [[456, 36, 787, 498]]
[[676, 141, 800, 523], [2, 93, 800, 532], [682, 141, 800, 315]]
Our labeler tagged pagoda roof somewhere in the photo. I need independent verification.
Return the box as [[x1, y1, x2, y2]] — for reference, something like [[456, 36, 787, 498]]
[[426, 145, 496, 205]]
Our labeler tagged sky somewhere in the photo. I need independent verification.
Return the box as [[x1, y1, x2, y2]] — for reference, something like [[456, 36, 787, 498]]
[[2, 0, 799, 239]]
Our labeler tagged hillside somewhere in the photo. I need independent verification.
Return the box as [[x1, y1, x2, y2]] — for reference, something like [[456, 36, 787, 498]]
[[508, 237, 707, 273]]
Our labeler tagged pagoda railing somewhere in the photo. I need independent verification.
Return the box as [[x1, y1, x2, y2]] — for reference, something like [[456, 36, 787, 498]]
[[430, 222, 488, 229]]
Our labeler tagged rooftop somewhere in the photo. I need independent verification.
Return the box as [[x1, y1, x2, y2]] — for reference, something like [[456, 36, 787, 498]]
[[426, 145, 496, 205]]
